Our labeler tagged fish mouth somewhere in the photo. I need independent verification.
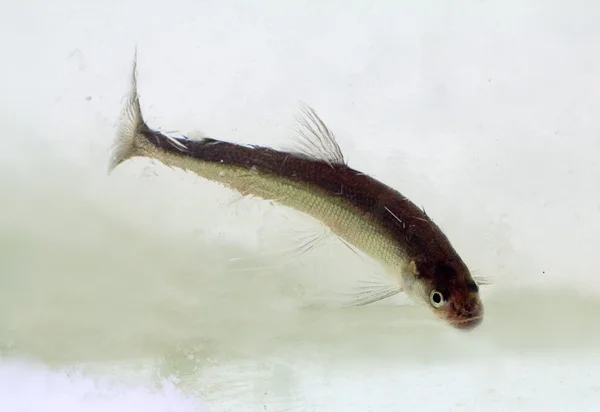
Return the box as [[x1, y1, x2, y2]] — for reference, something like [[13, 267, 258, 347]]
[[449, 315, 483, 331]]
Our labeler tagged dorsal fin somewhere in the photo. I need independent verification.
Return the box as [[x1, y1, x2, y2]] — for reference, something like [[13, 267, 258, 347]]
[[286, 104, 346, 166]]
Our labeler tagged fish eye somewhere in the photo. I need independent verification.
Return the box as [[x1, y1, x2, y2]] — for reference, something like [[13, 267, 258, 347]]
[[429, 289, 446, 308]]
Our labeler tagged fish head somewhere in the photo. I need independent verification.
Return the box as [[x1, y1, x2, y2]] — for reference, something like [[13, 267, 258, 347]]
[[401, 260, 484, 331]]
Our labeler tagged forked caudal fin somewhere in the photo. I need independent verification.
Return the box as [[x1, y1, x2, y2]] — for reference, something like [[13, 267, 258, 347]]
[[107, 51, 148, 174]]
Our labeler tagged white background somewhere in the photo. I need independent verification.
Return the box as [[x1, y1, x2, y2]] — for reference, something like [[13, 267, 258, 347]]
[[1, 0, 600, 411]]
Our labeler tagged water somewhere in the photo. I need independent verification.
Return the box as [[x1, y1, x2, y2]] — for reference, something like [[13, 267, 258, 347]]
[[2, 0, 600, 410]]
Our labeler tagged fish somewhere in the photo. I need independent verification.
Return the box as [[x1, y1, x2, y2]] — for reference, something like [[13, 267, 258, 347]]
[[108, 54, 485, 331]]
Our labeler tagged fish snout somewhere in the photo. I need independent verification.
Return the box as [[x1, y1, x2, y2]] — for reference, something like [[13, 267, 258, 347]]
[[451, 314, 483, 330], [449, 300, 484, 331]]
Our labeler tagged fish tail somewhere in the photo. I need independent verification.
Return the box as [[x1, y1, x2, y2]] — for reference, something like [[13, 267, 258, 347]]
[[107, 51, 151, 174]]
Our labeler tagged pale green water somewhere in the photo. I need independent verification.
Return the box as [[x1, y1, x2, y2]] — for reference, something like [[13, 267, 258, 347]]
[[3, 0, 600, 409], [2, 150, 600, 410]]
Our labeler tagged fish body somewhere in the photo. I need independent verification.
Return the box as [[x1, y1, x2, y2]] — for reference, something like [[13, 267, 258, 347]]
[[109, 56, 484, 330]]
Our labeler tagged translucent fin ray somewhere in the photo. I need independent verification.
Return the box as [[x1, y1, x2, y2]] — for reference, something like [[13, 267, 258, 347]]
[[286, 104, 346, 166]]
